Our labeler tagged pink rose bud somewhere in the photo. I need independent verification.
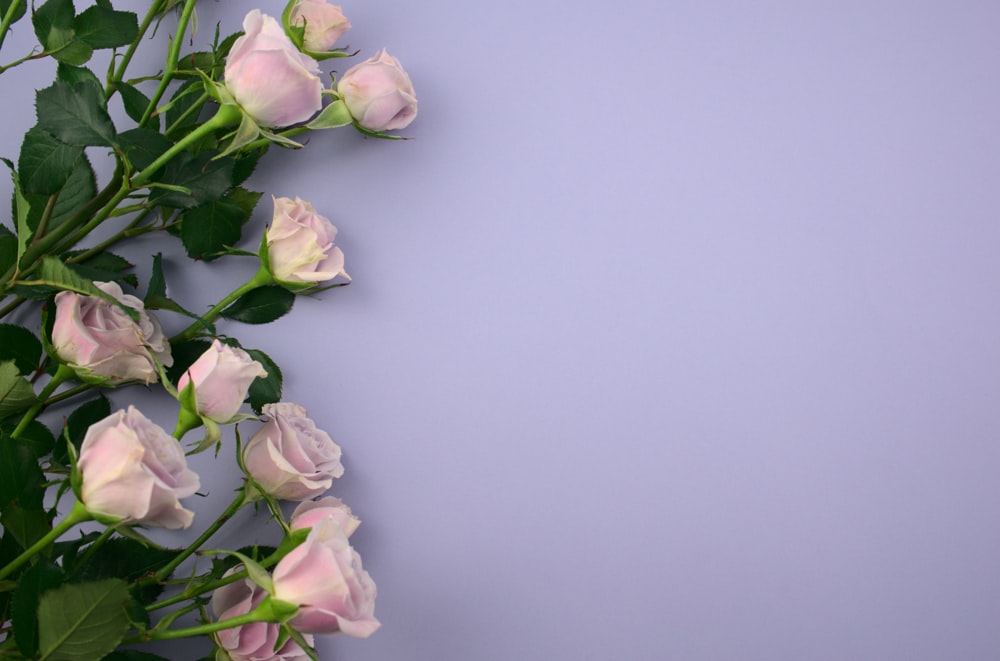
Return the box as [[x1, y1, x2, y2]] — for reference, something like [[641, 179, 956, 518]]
[[212, 567, 315, 660], [78, 406, 200, 529], [266, 196, 348, 287], [337, 49, 417, 131], [272, 518, 380, 637], [289, 0, 351, 52], [225, 10, 323, 127], [290, 496, 361, 538], [51, 281, 172, 385], [177, 340, 267, 423], [242, 403, 344, 501]]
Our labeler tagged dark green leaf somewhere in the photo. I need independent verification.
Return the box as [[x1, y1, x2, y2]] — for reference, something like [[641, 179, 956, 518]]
[[245, 348, 282, 414], [222, 285, 294, 324], [1, 504, 52, 551], [64, 251, 137, 288], [12, 559, 65, 658], [118, 128, 172, 172], [231, 144, 268, 186], [25, 154, 97, 232], [18, 127, 85, 195], [226, 186, 263, 219], [144, 252, 168, 302], [0, 431, 45, 509], [180, 197, 245, 260], [32, 0, 74, 49], [65, 395, 111, 451], [0, 419, 56, 457], [56, 63, 102, 88], [71, 538, 180, 605], [114, 82, 156, 129], [151, 152, 233, 209], [0, 225, 16, 274], [164, 339, 210, 384], [73, 6, 137, 49], [0, 361, 38, 420], [36, 81, 117, 148], [37, 579, 130, 661], [0, 324, 43, 374], [163, 78, 205, 133], [28, 257, 139, 321]]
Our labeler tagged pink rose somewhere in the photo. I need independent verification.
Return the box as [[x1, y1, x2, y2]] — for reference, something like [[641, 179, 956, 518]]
[[290, 496, 360, 538], [289, 0, 351, 52], [51, 281, 172, 385], [225, 10, 323, 127], [177, 340, 267, 423], [78, 406, 200, 529], [212, 568, 315, 661], [272, 518, 380, 637], [242, 403, 344, 501], [337, 49, 417, 131], [265, 196, 348, 287]]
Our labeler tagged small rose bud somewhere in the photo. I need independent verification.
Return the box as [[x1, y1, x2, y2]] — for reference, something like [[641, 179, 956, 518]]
[[272, 518, 380, 637], [337, 49, 417, 131], [78, 407, 200, 529], [212, 568, 315, 660], [290, 496, 360, 538], [225, 10, 323, 127], [177, 340, 267, 423], [243, 403, 344, 501], [289, 0, 351, 52], [266, 196, 348, 287], [51, 281, 172, 385]]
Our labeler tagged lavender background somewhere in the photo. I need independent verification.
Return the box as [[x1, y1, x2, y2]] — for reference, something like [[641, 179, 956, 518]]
[[4, 1, 1000, 659]]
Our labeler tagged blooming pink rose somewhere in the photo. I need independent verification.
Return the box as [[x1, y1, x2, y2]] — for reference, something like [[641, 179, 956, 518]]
[[177, 340, 267, 423], [51, 281, 172, 385], [212, 567, 315, 661], [272, 518, 379, 637], [337, 49, 417, 131], [225, 10, 323, 127], [266, 196, 348, 286], [78, 406, 200, 529], [290, 496, 360, 538], [289, 0, 351, 52], [242, 403, 344, 501]]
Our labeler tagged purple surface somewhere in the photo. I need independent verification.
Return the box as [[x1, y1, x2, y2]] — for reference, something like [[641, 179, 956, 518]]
[[4, 1, 1000, 659]]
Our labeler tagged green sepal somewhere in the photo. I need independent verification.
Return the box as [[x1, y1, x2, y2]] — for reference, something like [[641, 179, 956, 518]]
[[216, 107, 261, 159], [306, 99, 352, 130], [202, 549, 274, 594], [352, 120, 406, 140]]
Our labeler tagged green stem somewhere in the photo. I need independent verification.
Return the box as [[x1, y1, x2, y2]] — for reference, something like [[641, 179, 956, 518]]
[[41, 382, 91, 407], [170, 264, 274, 343], [127, 597, 294, 643], [0, 0, 24, 52], [151, 488, 251, 583], [74, 526, 115, 568], [105, 0, 164, 99], [0, 296, 26, 320], [65, 210, 156, 265], [165, 92, 210, 138], [0, 50, 46, 75], [29, 195, 59, 247], [139, 0, 199, 128], [171, 406, 202, 440], [9, 365, 75, 440], [0, 500, 91, 581]]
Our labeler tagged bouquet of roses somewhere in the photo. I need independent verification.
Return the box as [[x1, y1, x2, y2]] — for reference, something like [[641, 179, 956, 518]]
[[0, 0, 416, 658]]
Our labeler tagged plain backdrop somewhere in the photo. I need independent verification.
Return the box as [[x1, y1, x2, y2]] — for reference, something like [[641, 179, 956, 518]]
[[4, 1, 1000, 659]]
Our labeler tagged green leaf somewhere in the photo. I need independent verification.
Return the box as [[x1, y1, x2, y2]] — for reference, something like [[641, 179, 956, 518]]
[[0, 430, 45, 509], [37, 578, 130, 661], [151, 152, 234, 209], [12, 559, 65, 658], [0, 324, 43, 375], [24, 153, 97, 232], [64, 251, 137, 289], [36, 81, 117, 148], [1, 505, 53, 556], [226, 187, 263, 219], [0, 361, 39, 420], [65, 395, 110, 451], [163, 78, 205, 133], [2, 157, 32, 272], [222, 285, 294, 324], [30, 257, 139, 321], [73, 6, 137, 49], [0, 225, 16, 275], [17, 127, 85, 195], [56, 63, 102, 88], [180, 198, 246, 260], [32, 0, 74, 49], [245, 348, 282, 414], [114, 82, 156, 129], [118, 128, 173, 172], [70, 538, 180, 605], [0, 419, 56, 458]]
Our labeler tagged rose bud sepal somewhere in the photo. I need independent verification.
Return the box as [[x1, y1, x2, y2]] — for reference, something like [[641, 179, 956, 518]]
[[281, 0, 356, 61], [305, 96, 354, 131]]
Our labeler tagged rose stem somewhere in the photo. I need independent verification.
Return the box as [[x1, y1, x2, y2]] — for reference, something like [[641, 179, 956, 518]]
[[137, 0, 199, 128], [0, 500, 92, 581], [104, 0, 166, 99], [8, 364, 76, 440], [170, 265, 276, 343], [149, 487, 253, 584], [124, 597, 295, 644]]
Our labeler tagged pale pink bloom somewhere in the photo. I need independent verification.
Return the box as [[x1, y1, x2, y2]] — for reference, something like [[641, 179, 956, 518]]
[[177, 340, 267, 423], [337, 49, 417, 131], [242, 403, 344, 501], [290, 496, 361, 538], [78, 407, 199, 529], [266, 196, 348, 286], [272, 518, 380, 637], [225, 10, 323, 127], [289, 0, 351, 51]]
